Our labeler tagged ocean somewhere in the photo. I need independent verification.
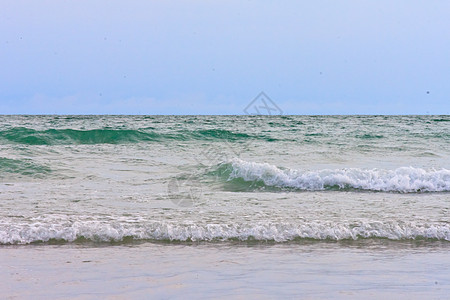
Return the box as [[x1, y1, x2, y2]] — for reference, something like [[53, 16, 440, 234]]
[[1, 115, 449, 298]]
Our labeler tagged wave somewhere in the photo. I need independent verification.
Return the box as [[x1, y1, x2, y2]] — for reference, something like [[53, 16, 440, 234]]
[[356, 133, 384, 139], [0, 127, 163, 145], [0, 127, 262, 145], [190, 129, 252, 141], [432, 118, 450, 122], [1, 219, 448, 244], [0, 157, 51, 178], [213, 159, 450, 193]]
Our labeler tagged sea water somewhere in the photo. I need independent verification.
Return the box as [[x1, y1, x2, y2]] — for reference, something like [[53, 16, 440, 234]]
[[0, 115, 449, 298]]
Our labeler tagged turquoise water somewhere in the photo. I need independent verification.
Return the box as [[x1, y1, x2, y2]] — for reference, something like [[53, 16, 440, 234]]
[[0, 115, 449, 244]]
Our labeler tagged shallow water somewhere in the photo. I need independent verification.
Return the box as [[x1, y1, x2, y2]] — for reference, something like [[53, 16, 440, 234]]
[[1, 242, 449, 299]]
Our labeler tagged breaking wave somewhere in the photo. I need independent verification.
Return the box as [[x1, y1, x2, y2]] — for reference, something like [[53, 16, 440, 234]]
[[213, 159, 450, 193], [1, 218, 449, 244]]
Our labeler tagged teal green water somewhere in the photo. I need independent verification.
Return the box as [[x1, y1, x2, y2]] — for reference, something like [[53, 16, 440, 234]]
[[0, 115, 449, 244]]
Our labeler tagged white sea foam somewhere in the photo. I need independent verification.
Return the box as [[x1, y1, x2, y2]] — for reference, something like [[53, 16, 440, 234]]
[[1, 218, 449, 244], [227, 159, 450, 193]]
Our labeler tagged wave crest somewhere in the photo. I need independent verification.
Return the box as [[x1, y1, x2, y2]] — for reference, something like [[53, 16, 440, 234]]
[[0, 127, 261, 145], [1, 219, 449, 244], [216, 159, 450, 193]]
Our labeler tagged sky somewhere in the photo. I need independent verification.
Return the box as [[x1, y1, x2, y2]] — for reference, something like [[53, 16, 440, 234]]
[[1, 1, 450, 115]]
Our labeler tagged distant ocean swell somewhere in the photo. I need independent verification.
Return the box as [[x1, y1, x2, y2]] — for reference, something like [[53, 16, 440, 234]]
[[213, 159, 450, 193], [2, 126, 449, 145], [1, 219, 449, 244], [0, 127, 258, 145]]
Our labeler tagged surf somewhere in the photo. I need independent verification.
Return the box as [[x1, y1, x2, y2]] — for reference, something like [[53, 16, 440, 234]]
[[211, 159, 450, 193], [1, 218, 449, 244]]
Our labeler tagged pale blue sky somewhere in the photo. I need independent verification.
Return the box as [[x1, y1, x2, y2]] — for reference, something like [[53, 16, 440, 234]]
[[1, 1, 449, 114]]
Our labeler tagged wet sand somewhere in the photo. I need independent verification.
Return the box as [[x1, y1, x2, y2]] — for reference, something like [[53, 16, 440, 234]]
[[1, 242, 449, 299]]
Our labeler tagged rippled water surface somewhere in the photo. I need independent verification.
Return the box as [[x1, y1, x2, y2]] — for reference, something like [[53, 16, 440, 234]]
[[1, 115, 449, 244]]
